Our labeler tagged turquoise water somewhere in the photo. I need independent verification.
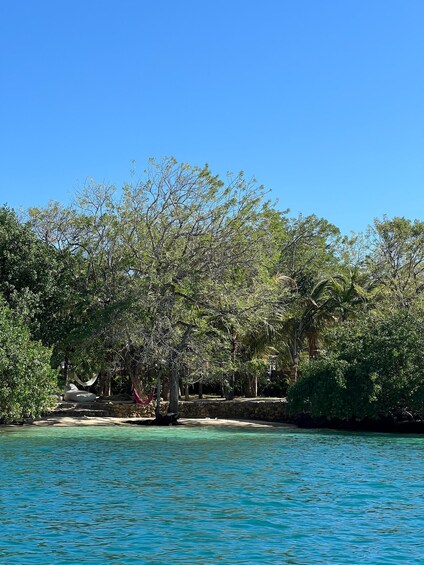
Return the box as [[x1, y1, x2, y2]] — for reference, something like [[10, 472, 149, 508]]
[[0, 425, 423, 564]]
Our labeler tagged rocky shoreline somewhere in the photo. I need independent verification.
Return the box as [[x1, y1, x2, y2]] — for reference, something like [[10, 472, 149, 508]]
[[295, 413, 424, 434]]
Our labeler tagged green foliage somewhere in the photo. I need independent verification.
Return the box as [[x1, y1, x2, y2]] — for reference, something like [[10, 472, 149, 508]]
[[288, 311, 424, 420], [0, 206, 71, 346], [7, 160, 424, 414], [288, 357, 350, 418], [266, 214, 362, 379], [30, 158, 273, 406], [367, 216, 424, 311], [0, 304, 58, 422]]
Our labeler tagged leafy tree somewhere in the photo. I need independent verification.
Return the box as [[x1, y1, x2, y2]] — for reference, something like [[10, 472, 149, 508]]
[[30, 159, 272, 416], [0, 206, 70, 346], [366, 216, 424, 312], [120, 158, 271, 414], [30, 187, 135, 395], [0, 303, 57, 422]]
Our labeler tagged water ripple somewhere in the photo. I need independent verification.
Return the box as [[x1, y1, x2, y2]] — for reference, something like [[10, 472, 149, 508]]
[[0, 426, 423, 564]]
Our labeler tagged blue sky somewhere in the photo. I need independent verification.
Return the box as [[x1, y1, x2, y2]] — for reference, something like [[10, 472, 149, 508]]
[[1, 0, 423, 234]]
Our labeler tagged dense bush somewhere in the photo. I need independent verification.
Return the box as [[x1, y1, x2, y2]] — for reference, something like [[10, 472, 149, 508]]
[[0, 304, 58, 422], [288, 312, 424, 420]]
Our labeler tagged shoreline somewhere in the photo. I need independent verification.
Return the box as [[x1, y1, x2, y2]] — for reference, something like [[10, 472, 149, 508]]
[[2, 415, 294, 429], [3, 413, 422, 434]]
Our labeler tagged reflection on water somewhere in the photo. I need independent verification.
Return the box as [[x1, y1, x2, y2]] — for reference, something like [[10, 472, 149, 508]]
[[0, 426, 423, 564]]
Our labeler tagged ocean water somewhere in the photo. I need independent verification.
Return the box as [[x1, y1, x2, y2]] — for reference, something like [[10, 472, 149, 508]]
[[0, 425, 423, 564]]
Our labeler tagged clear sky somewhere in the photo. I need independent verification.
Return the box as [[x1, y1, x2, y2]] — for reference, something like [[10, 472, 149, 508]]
[[1, 0, 423, 234]]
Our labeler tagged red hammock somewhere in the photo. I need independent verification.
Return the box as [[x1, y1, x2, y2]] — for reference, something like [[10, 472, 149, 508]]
[[133, 388, 154, 405]]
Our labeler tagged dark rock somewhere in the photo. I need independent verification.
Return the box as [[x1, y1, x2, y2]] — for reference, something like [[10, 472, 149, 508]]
[[125, 413, 180, 426], [294, 412, 424, 434]]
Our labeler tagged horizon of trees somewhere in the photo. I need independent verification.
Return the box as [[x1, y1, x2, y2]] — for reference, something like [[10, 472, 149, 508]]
[[1, 157, 423, 422]]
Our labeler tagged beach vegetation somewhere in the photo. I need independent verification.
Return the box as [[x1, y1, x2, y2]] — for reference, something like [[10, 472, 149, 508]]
[[0, 302, 57, 422], [0, 160, 423, 425]]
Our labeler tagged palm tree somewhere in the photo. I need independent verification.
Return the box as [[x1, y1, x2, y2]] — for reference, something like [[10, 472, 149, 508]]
[[277, 270, 371, 382]]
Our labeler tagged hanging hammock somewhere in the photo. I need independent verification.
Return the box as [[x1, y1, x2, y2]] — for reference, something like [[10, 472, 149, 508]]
[[133, 388, 154, 405], [72, 373, 99, 388]]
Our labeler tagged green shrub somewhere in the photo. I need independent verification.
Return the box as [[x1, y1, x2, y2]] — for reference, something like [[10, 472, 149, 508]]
[[288, 312, 424, 420], [288, 357, 350, 419], [0, 304, 58, 422]]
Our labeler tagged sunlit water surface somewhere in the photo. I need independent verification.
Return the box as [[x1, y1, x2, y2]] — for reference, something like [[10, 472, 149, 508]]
[[0, 425, 423, 564]]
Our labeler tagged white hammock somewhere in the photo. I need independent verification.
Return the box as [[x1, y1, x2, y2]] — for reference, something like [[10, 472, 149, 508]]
[[72, 373, 99, 388]]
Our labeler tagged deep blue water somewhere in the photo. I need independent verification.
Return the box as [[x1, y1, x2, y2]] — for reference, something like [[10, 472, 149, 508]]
[[0, 425, 423, 564]]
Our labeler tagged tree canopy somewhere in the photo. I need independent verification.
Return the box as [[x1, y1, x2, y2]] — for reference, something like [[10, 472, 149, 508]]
[[1, 158, 423, 424]]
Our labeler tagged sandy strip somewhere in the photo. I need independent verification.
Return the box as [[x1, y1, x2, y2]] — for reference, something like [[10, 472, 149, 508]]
[[19, 416, 293, 428]]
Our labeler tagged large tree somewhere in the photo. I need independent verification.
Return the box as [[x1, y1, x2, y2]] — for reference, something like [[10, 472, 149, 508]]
[[119, 158, 271, 414], [30, 186, 136, 395], [30, 158, 272, 416], [366, 216, 424, 312]]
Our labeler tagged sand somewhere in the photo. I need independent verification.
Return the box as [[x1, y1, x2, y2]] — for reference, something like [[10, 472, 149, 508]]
[[21, 415, 292, 428]]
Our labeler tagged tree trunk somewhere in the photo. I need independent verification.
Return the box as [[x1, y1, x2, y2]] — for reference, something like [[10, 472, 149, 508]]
[[229, 330, 238, 399], [198, 380, 203, 399], [290, 362, 299, 383], [130, 374, 143, 395], [162, 378, 169, 401], [100, 372, 112, 397], [63, 356, 69, 385], [155, 371, 162, 418], [288, 322, 305, 383], [228, 374, 235, 400], [184, 382, 190, 401], [167, 325, 193, 415], [245, 375, 258, 398], [290, 336, 301, 383], [168, 364, 180, 414], [307, 332, 319, 359]]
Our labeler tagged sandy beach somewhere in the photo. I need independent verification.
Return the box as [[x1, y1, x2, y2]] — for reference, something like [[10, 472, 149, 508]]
[[19, 415, 293, 428]]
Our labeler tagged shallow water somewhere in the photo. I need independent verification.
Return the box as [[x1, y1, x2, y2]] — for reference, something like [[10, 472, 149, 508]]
[[0, 425, 423, 564]]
